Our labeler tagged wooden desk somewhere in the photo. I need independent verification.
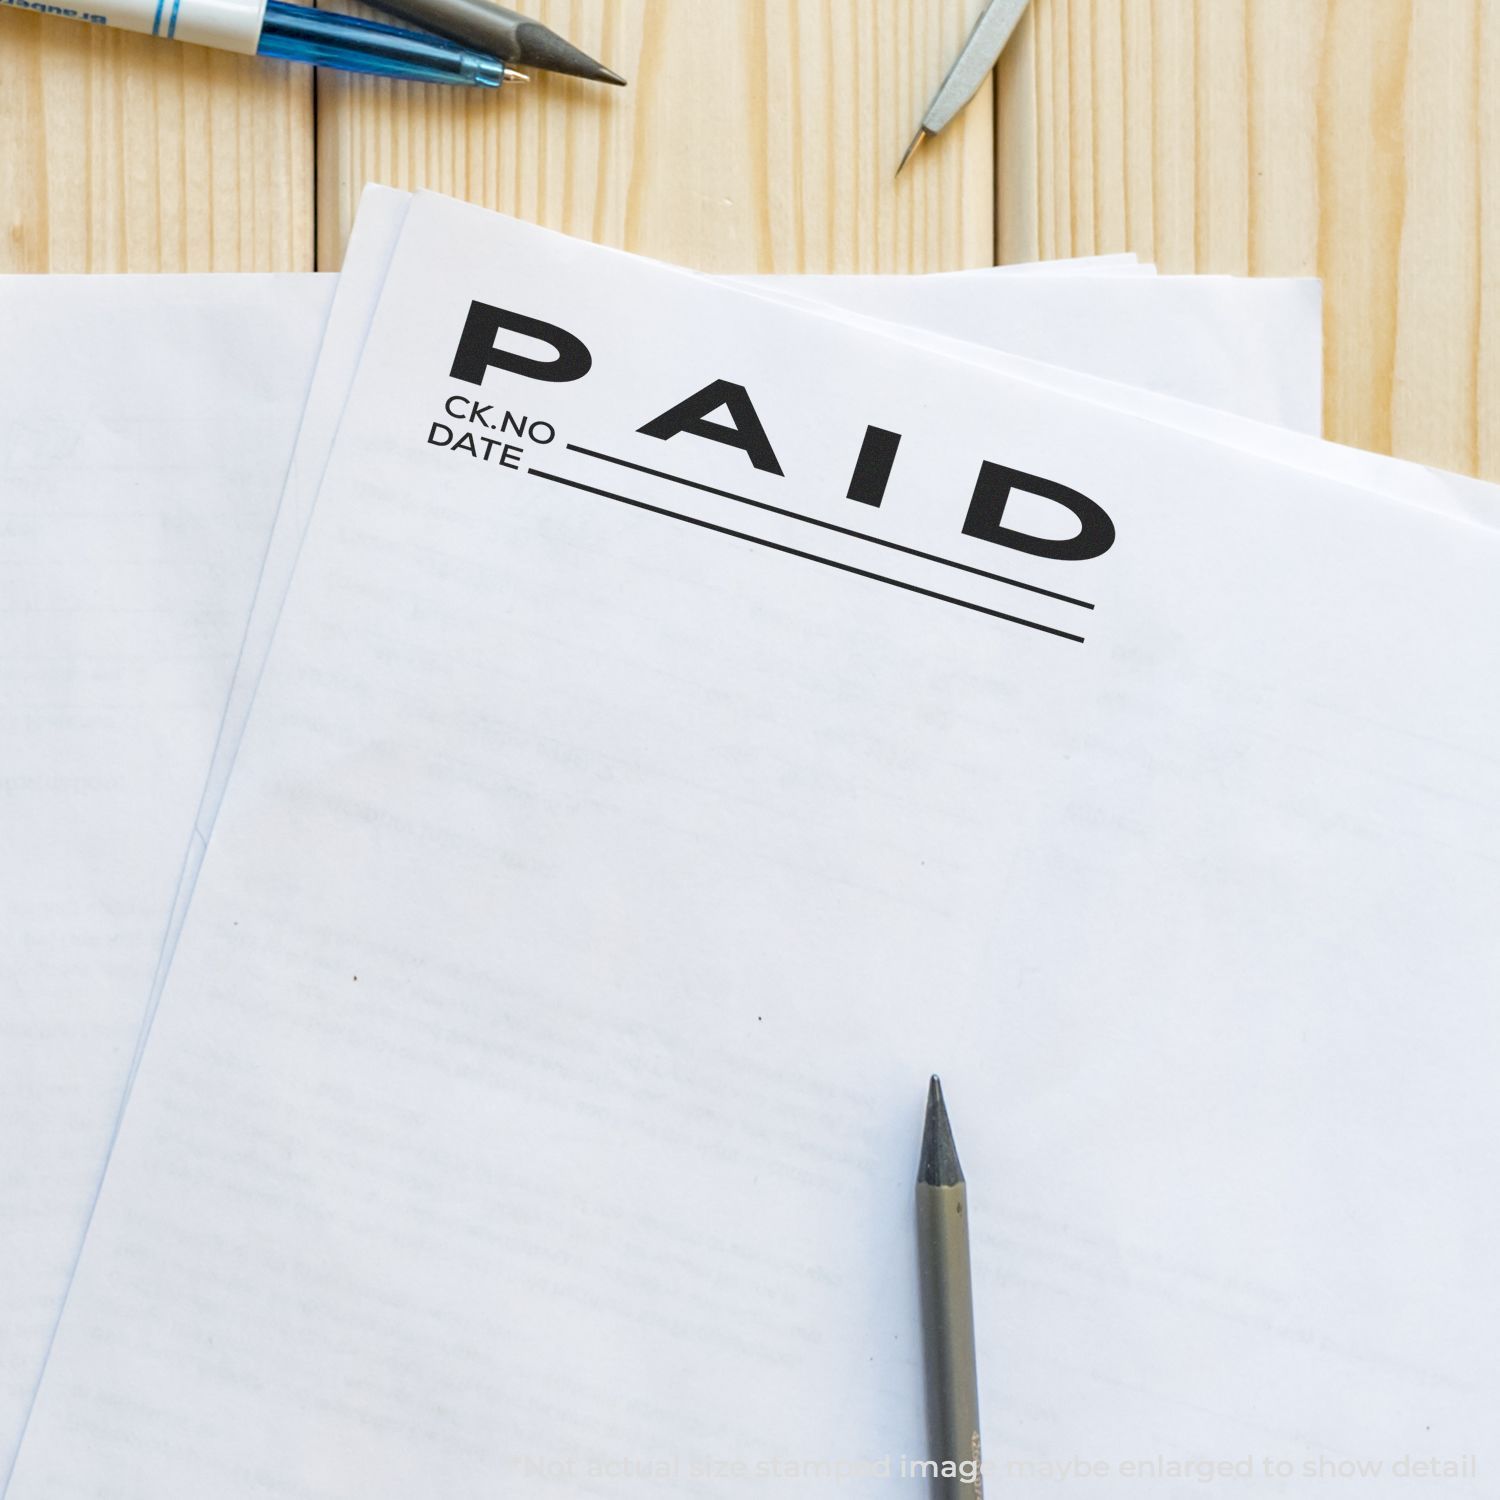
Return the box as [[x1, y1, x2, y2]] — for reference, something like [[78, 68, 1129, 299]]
[[2, 0, 1495, 483]]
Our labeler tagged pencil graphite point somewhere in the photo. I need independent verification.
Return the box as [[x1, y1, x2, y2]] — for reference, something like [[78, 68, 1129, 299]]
[[514, 19, 625, 84], [916, 1075, 981, 1497], [918, 1075, 964, 1186]]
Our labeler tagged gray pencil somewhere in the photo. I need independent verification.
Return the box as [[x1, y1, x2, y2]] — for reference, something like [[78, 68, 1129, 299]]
[[357, 0, 625, 84], [916, 1075, 983, 1499]]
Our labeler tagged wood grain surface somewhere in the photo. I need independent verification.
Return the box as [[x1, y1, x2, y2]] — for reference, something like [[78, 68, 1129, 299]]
[[2, 0, 1497, 481], [997, 0, 1500, 479], [0, 10, 312, 271], [314, 0, 995, 272]]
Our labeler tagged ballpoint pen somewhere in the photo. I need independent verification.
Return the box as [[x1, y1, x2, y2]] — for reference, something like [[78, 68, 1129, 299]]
[[12, 0, 524, 89]]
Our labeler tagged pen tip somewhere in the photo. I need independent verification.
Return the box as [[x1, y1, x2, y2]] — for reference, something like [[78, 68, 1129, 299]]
[[918, 1074, 964, 1186], [896, 126, 928, 177]]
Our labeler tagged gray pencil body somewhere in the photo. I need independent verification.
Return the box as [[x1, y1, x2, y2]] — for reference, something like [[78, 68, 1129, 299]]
[[916, 1077, 983, 1499]]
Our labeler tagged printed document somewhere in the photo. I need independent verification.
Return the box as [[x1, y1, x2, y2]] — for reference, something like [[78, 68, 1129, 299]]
[[11, 195, 1496, 1497], [0, 236, 1328, 1479]]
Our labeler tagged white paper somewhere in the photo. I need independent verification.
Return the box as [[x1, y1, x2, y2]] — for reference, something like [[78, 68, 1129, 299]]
[[0, 273, 335, 1475], [0, 226, 1316, 1481], [243, 190, 1480, 809], [749, 270, 1324, 430], [761, 288, 1500, 529], [138, 190, 1330, 1013], [14, 194, 1496, 1499]]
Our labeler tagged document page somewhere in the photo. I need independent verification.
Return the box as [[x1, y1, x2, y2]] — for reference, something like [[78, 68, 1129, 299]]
[[12, 195, 1496, 1498], [0, 214, 1324, 1479], [143, 187, 1333, 996], [751, 270, 1324, 430], [0, 273, 333, 1472]]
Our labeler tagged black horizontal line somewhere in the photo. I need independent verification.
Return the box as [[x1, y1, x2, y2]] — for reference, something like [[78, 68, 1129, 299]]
[[526, 468, 1085, 644], [565, 443, 1093, 611]]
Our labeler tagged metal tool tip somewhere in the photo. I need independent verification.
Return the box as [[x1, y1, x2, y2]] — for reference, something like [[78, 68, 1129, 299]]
[[918, 1074, 964, 1186], [896, 126, 928, 176], [508, 69, 530, 83]]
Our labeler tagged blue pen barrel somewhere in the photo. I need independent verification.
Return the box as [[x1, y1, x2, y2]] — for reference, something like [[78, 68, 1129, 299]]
[[257, 0, 506, 86]]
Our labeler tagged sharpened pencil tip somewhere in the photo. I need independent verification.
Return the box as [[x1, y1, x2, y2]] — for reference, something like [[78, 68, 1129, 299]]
[[918, 1074, 964, 1186], [896, 126, 928, 176], [514, 20, 626, 85]]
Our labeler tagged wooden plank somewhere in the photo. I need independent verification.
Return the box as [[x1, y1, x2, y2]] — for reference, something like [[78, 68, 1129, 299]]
[[0, 13, 312, 272], [315, 0, 995, 272], [994, 0, 1500, 481], [1390, 0, 1478, 474], [995, 0, 1039, 263], [1193, 0, 1247, 272], [1119, 0, 1154, 255], [1480, 1, 1500, 478], [1244, 0, 1318, 277], [1149, 0, 1196, 269], [1090, 0, 1128, 251]]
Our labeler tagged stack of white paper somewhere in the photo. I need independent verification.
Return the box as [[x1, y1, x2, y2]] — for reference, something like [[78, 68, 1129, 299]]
[[2, 190, 1493, 1500], [0, 273, 335, 1465]]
